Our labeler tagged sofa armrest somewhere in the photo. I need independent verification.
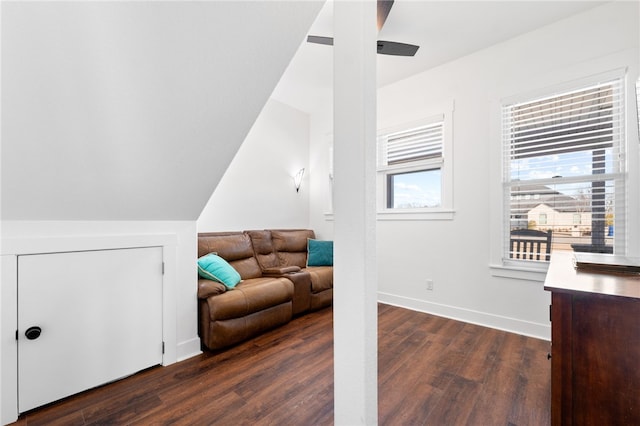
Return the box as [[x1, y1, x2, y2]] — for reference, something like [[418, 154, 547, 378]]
[[198, 279, 226, 299], [262, 266, 301, 276]]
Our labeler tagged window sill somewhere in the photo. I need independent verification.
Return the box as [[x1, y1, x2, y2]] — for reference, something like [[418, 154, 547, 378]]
[[490, 263, 549, 282], [377, 209, 455, 221]]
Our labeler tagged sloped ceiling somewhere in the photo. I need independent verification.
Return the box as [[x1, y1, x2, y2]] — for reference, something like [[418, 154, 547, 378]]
[[1, 1, 323, 220]]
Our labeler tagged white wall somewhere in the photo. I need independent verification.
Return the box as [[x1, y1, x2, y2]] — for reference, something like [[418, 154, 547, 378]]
[[310, 1, 640, 339], [1, 1, 322, 221], [309, 107, 335, 240], [197, 99, 311, 232]]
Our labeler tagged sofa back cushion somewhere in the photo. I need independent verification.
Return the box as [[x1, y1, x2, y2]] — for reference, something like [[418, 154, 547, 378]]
[[270, 229, 315, 268], [198, 232, 262, 279], [245, 230, 279, 269]]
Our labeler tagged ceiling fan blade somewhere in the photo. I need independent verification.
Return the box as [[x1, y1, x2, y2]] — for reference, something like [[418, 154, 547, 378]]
[[377, 0, 394, 31], [377, 40, 419, 57], [307, 35, 334, 46], [308, 34, 419, 58]]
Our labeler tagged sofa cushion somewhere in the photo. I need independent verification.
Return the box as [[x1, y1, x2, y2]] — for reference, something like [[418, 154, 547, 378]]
[[306, 266, 333, 293], [198, 253, 242, 288], [198, 232, 242, 258], [206, 277, 293, 321], [198, 232, 263, 279], [246, 230, 279, 269], [307, 239, 333, 266], [271, 229, 315, 268]]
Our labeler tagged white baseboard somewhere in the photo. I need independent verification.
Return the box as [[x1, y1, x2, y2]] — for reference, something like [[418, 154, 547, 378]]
[[176, 338, 202, 362], [377, 292, 550, 341]]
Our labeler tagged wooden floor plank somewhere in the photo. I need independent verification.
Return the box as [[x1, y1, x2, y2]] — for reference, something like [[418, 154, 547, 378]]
[[11, 304, 551, 425]]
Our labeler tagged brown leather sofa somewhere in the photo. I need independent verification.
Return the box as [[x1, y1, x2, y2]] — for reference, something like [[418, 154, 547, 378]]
[[198, 229, 333, 350]]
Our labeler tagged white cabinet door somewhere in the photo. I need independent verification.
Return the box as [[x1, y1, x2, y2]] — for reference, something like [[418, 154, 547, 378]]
[[17, 247, 163, 413]]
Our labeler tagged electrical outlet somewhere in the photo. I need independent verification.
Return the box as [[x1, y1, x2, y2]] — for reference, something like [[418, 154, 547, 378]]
[[426, 279, 434, 291]]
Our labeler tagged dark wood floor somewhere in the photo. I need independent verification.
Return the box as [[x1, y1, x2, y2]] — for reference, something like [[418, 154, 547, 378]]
[[11, 304, 551, 425]]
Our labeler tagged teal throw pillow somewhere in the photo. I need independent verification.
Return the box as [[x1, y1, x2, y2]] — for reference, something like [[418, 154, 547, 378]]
[[307, 239, 333, 266], [197, 253, 241, 289]]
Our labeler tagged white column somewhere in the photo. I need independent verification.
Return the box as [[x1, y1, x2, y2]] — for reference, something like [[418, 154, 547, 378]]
[[333, 0, 377, 424]]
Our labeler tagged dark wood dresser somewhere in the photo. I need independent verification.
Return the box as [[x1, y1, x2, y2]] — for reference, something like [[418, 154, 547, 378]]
[[544, 251, 640, 426]]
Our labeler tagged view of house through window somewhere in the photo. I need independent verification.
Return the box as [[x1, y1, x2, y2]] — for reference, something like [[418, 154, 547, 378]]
[[503, 77, 625, 262]]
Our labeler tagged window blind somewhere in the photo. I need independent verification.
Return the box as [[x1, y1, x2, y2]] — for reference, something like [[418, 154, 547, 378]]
[[382, 121, 443, 166], [505, 80, 623, 162], [502, 78, 625, 261]]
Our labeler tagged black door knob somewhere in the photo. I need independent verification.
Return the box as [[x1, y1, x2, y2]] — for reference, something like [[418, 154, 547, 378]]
[[25, 326, 42, 340]]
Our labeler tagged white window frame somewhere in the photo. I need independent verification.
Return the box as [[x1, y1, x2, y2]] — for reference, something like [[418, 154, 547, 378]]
[[636, 77, 640, 136], [494, 69, 628, 277], [377, 101, 455, 221]]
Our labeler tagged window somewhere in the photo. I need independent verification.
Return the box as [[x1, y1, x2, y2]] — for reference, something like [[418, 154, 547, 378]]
[[539, 213, 547, 225], [380, 121, 443, 209], [503, 77, 626, 264], [573, 213, 582, 225], [377, 107, 453, 219]]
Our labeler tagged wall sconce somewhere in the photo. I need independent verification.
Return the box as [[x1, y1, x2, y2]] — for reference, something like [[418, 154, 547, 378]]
[[294, 168, 305, 192]]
